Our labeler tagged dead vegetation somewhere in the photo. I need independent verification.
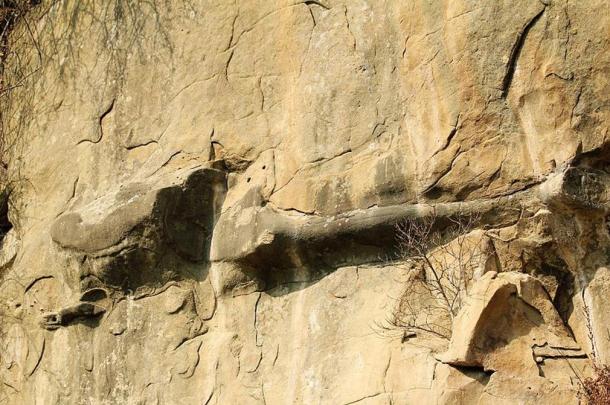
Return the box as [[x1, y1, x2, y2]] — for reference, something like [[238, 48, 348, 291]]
[[575, 301, 610, 404], [383, 213, 485, 340], [1, 0, 42, 178], [579, 365, 610, 405], [0, 0, 44, 239], [1, 0, 40, 95]]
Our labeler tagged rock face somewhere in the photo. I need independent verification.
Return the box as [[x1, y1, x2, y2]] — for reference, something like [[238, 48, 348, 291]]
[[0, 0, 608, 404]]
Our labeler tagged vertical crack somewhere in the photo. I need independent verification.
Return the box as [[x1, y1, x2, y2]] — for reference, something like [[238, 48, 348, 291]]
[[344, 5, 356, 51], [431, 114, 461, 159], [97, 99, 115, 143], [501, 7, 546, 98], [300, 0, 330, 76], [76, 99, 115, 145], [254, 292, 262, 347], [224, 50, 234, 81]]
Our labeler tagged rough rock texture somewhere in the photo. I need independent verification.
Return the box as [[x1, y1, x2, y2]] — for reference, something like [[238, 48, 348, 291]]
[[0, 0, 608, 404]]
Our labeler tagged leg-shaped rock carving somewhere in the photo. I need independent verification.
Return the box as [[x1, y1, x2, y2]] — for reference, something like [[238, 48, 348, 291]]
[[41, 302, 106, 330], [210, 165, 610, 288]]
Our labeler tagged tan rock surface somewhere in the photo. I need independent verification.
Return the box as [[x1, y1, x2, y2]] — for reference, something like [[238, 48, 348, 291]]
[[0, 0, 608, 403]]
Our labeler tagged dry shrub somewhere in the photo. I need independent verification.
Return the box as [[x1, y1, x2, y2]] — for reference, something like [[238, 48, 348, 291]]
[[385, 213, 487, 340], [571, 298, 610, 404], [580, 365, 610, 405], [1, 1, 35, 65], [1, 0, 37, 172]]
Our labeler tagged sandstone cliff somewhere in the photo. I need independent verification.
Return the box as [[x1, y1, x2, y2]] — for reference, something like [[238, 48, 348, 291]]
[[0, 0, 609, 404]]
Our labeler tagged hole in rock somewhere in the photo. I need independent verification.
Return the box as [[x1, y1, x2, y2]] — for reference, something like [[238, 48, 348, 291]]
[[80, 288, 108, 303]]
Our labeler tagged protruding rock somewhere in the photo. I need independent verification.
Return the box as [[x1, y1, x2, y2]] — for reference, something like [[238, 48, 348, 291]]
[[437, 271, 580, 375], [41, 302, 106, 330]]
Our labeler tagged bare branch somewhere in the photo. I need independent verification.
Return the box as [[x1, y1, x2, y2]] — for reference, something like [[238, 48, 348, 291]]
[[385, 212, 482, 341]]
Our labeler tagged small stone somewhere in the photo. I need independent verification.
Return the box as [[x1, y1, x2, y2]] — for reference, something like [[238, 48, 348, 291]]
[[110, 324, 126, 336]]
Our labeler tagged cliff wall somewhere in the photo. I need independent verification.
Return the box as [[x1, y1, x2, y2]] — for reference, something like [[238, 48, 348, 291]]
[[0, 1, 609, 403]]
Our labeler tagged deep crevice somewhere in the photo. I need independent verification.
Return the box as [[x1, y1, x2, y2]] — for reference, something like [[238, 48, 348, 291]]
[[501, 7, 546, 98], [0, 187, 12, 243]]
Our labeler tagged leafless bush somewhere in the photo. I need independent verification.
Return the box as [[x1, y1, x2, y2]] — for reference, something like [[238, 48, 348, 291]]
[[1, 0, 40, 177], [579, 365, 610, 405], [385, 213, 485, 340], [574, 299, 610, 404]]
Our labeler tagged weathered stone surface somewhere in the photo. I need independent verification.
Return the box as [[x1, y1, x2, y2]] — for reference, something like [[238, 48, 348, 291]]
[[0, 0, 608, 403], [50, 167, 226, 292], [437, 271, 581, 375], [584, 267, 610, 365]]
